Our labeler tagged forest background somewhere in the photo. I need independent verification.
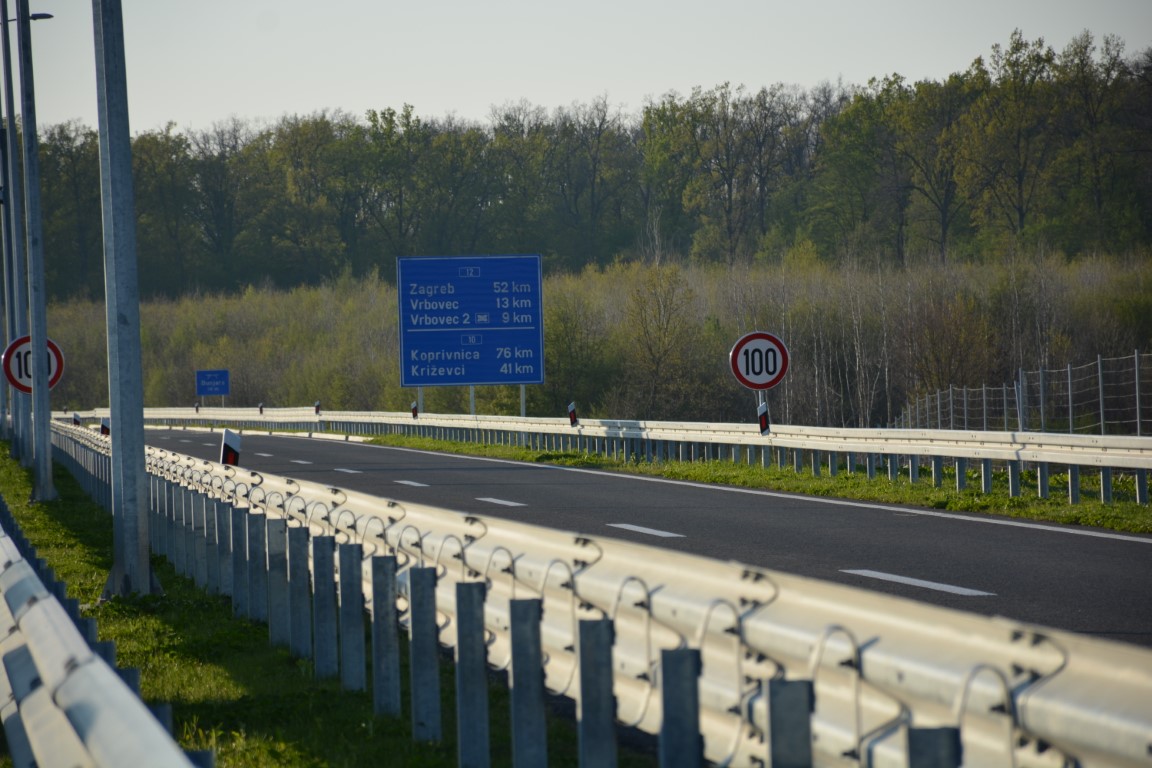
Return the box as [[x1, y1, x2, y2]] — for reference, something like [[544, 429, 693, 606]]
[[36, 31, 1152, 427]]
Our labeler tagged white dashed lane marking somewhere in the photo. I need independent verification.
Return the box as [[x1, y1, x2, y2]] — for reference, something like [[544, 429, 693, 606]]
[[478, 497, 526, 507], [333, 468, 362, 474], [841, 569, 995, 596], [290, 460, 313, 465], [607, 523, 684, 538], [395, 480, 429, 487]]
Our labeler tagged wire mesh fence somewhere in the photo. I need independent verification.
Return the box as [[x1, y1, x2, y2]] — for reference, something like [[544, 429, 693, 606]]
[[894, 351, 1152, 435]]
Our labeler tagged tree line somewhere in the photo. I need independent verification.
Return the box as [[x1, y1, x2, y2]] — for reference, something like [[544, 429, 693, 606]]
[[36, 30, 1152, 301], [47, 255, 1152, 427]]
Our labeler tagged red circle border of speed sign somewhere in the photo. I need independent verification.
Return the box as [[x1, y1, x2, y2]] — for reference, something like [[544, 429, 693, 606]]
[[2, 335, 65, 394], [729, 331, 790, 390]]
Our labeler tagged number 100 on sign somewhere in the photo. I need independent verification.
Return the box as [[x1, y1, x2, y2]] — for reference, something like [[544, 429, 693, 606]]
[[729, 331, 789, 390]]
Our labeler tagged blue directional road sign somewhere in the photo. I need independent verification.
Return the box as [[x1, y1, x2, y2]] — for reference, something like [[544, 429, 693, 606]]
[[195, 369, 231, 397], [398, 255, 544, 387]]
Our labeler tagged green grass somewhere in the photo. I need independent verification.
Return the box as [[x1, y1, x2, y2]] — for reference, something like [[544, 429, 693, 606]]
[[0, 449, 656, 767], [367, 434, 1152, 534]]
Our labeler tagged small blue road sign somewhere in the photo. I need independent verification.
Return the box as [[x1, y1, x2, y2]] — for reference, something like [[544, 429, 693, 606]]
[[195, 369, 231, 397]]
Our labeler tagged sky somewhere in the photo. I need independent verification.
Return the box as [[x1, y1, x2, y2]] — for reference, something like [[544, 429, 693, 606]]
[[27, 0, 1152, 134]]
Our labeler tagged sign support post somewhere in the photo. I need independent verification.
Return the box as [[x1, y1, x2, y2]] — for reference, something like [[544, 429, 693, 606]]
[[729, 331, 790, 435]]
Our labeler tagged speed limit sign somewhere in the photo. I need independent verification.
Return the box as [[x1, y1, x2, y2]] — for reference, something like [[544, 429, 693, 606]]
[[729, 331, 789, 390], [2, 335, 64, 394]]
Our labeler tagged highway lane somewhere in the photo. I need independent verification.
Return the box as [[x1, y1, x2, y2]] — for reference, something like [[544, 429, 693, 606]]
[[149, 429, 1152, 648]]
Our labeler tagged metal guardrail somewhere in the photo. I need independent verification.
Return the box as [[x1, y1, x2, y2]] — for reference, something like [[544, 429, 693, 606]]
[[50, 421, 1152, 767], [74, 406, 1152, 502], [0, 493, 194, 767]]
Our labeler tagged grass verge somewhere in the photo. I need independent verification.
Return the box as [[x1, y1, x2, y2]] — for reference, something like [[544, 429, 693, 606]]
[[0, 448, 656, 767], [366, 434, 1152, 534]]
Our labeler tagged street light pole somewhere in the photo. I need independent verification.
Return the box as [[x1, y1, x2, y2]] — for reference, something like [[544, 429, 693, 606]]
[[14, 0, 54, 501], [92, 0, 154, 596], [0, 1, 29, 463]]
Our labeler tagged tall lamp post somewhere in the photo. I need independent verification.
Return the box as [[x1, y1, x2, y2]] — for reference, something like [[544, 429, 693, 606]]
[[13, 0, 55, 501], [0, 3, 38, 465], [92, 0, 154, 596]]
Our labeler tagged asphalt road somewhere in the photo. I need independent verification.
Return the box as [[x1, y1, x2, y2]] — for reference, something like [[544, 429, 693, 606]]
[[148, 429, 1152, 648]]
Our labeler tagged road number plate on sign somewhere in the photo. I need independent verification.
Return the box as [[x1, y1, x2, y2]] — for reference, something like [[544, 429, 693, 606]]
[[729, 331, 789, 390]]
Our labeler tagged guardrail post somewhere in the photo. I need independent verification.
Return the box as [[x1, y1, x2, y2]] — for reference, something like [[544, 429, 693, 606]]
[[230, 504, 248, 617], [810, 450, 821, 477], [1068, 465, 1081, 504], [205, 499, 220, 594], [955, 458, 967, 491], [1138, 468, 1149, 505], [767, 678, 814, 768], [1100, 468, 1113, 503], [312, 535, 339, 680], [267, 518, 289, 648], [887, 454, 898, 482], [215, 501, 231, 596], [372, 555, 401, 717], [1008, 461, 1021, 498], [510, 598, 547, 767], [410, 566, 442, 742], [793, 449, 803, 474], [578, 617, 617, 768], [456, 581, 490, 768], [828, 452, 837, 477], [172, 487, 187, 578], [288, 526, 312, 659], [192, 492, 208, 588], [247, 513, 268, 622], [909, 456, 919, 484], [981, 459, 993, 494], [931, 456, 943, 488], [1037, 462, 1050, 499], [907, 726, 962, 768], [338, 543, 366, 691], [866, 453, 876, 480], [659, 648, 702, 768]]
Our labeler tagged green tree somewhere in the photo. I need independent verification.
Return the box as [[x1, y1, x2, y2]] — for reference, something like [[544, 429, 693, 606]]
[[957, 31, 1058, 244], [40, 120, 103, 298], [132, 123, 200, 297]]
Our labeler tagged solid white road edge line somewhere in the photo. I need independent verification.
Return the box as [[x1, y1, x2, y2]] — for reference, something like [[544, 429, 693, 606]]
[[841, 569, 996, 596], [607, 523, 685, 538]]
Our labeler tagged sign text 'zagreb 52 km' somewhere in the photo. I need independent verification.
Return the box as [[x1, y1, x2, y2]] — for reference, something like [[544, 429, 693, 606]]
[[398, 255, 544, 387]]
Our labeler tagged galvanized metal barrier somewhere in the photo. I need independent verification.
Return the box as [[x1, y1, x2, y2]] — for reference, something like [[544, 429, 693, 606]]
[[50, 422, 1152, 767], [73, 406, 1152, 504], [0, 492, 196, 767]]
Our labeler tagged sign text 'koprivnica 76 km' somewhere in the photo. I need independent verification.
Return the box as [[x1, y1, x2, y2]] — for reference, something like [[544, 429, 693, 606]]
[[398, 255, 544, 387]]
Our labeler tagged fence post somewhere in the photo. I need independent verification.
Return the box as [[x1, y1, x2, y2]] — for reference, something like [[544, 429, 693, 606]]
[[1098, 354, 1106, 435], [659, 648, 703, 768], [409, 566, 442, 742], [1039, 367, 1046, 432], [510, 598, 547, 768], [456, 581, 490, 768], [338, 543, 366, 692], [372, 555, 401, 717], [1068, 364, 1074, 434], [578, 618, 617, 768], [1136, 350, 1143, 437]]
